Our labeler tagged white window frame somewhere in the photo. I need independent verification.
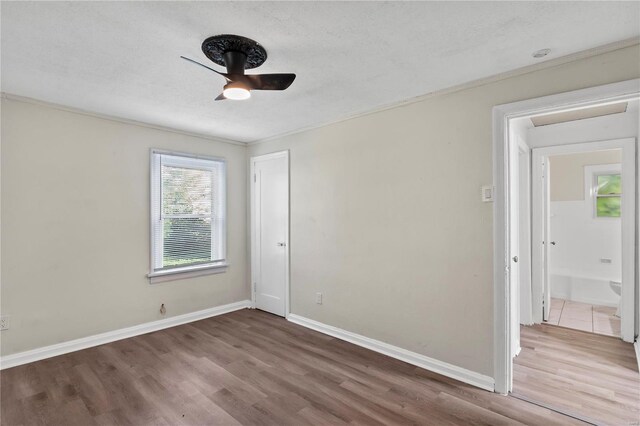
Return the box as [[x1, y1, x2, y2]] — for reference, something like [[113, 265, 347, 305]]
[[148, 149, 227, 283], [584, 163, 622, 219]]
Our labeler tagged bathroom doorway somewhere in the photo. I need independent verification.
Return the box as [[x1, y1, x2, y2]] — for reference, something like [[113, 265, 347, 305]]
[[532, 139, 635, 343], [544, 149, 623, 338]]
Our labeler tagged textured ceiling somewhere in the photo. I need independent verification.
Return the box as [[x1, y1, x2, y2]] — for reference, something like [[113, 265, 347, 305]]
[[2, 1, 639, 143]]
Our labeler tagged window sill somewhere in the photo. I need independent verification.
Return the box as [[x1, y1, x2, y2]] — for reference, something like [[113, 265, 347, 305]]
[[147, 262, 228, 284]]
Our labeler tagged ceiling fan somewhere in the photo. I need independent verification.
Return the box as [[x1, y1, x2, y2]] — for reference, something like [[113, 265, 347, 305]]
[[181, 34, 296, 101]]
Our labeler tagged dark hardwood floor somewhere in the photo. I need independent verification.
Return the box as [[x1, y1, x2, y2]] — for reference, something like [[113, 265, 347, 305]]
[[2, 309, 584, 425], [513, 323, 639, 425]]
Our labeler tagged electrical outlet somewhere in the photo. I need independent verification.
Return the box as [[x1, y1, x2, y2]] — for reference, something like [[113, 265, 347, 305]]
[[0, 316, 10, 331], [316, 292, 323, 305]]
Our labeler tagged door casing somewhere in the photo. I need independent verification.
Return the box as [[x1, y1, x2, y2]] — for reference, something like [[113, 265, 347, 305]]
[[250, 150, 290, 317]]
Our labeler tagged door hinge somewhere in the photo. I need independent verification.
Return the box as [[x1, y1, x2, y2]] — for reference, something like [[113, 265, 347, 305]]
[[254, 174, 256, 183]]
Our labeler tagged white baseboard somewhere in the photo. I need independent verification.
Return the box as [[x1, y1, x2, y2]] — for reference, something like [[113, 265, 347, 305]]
[[514, 346, 522, 357], [287, 314, 495, 392], [635, 340, 640, 373], [0, 300, 251, 370]]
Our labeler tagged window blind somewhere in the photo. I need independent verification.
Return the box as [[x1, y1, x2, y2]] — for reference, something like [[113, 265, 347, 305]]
[[151, 152, 226, 273]]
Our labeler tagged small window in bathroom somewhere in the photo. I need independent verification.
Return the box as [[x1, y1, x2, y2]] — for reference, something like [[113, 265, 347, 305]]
[[595, 173, 621, 217]]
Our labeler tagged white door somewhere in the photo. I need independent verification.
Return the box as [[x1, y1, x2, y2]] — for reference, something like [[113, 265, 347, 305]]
[[518, 144, 533, 326], [508, 138, 521, 359], [542, 160, 551, 322], [251, 151, 289, 317], [531, 153, 551, 323]]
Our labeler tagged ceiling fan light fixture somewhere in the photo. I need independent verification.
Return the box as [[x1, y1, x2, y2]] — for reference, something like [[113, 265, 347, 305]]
[[182, 34, 296, 102], [223, 82, 251, 100]]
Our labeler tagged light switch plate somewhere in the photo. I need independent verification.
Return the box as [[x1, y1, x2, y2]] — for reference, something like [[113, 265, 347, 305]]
[[481, 185, 494, 202], [0, 316, 9, 331]]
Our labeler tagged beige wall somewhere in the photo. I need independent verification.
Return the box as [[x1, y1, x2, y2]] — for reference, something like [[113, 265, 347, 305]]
[[0, 99, 249, 356], [249, 45, 640, 376], [549, 151, 622, 201]]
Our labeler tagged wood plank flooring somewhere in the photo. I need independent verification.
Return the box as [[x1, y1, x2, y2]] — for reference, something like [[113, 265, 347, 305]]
[[2, 309, 584, 425], [513, 323, 639, 425]]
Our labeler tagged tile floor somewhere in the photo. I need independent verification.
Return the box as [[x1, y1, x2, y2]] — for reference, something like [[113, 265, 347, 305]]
[[546, 298, 621, 337]]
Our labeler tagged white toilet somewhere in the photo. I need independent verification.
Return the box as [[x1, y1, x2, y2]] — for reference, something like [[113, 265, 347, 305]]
[[609, 281, 621, 317]]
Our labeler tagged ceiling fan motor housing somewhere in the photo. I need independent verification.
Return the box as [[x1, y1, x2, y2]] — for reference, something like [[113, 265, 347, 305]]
[[181, 33, 295, 100], [201, 34, 267, 72]]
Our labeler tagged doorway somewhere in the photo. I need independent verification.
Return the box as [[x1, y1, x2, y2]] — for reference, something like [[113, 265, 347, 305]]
[[250, 151, 290, 317], [536, 146, 628, 338], [492, 79, 640, 396], [493, 80, 640, 422]]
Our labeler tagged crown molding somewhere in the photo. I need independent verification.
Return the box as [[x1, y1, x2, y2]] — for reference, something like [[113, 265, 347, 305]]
[[0, 92, 247, 147], [248, 37, 640, 146]]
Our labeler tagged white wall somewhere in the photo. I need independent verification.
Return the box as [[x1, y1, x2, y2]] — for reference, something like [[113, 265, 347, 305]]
[[549, 192, 622, 281], [0, 98, 249, 356], [549, 200, 622, 305], [249, 45, 640, 377]]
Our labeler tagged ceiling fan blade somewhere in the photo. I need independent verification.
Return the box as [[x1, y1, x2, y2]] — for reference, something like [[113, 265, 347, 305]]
[[245, 73, 296, 90], [214, 93, 226, 101], [180, 56, 229, 80]]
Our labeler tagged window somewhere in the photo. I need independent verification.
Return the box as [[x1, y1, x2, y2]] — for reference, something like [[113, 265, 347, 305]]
[[595, 173, 621, 217], [149, 150, 226, 280]]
